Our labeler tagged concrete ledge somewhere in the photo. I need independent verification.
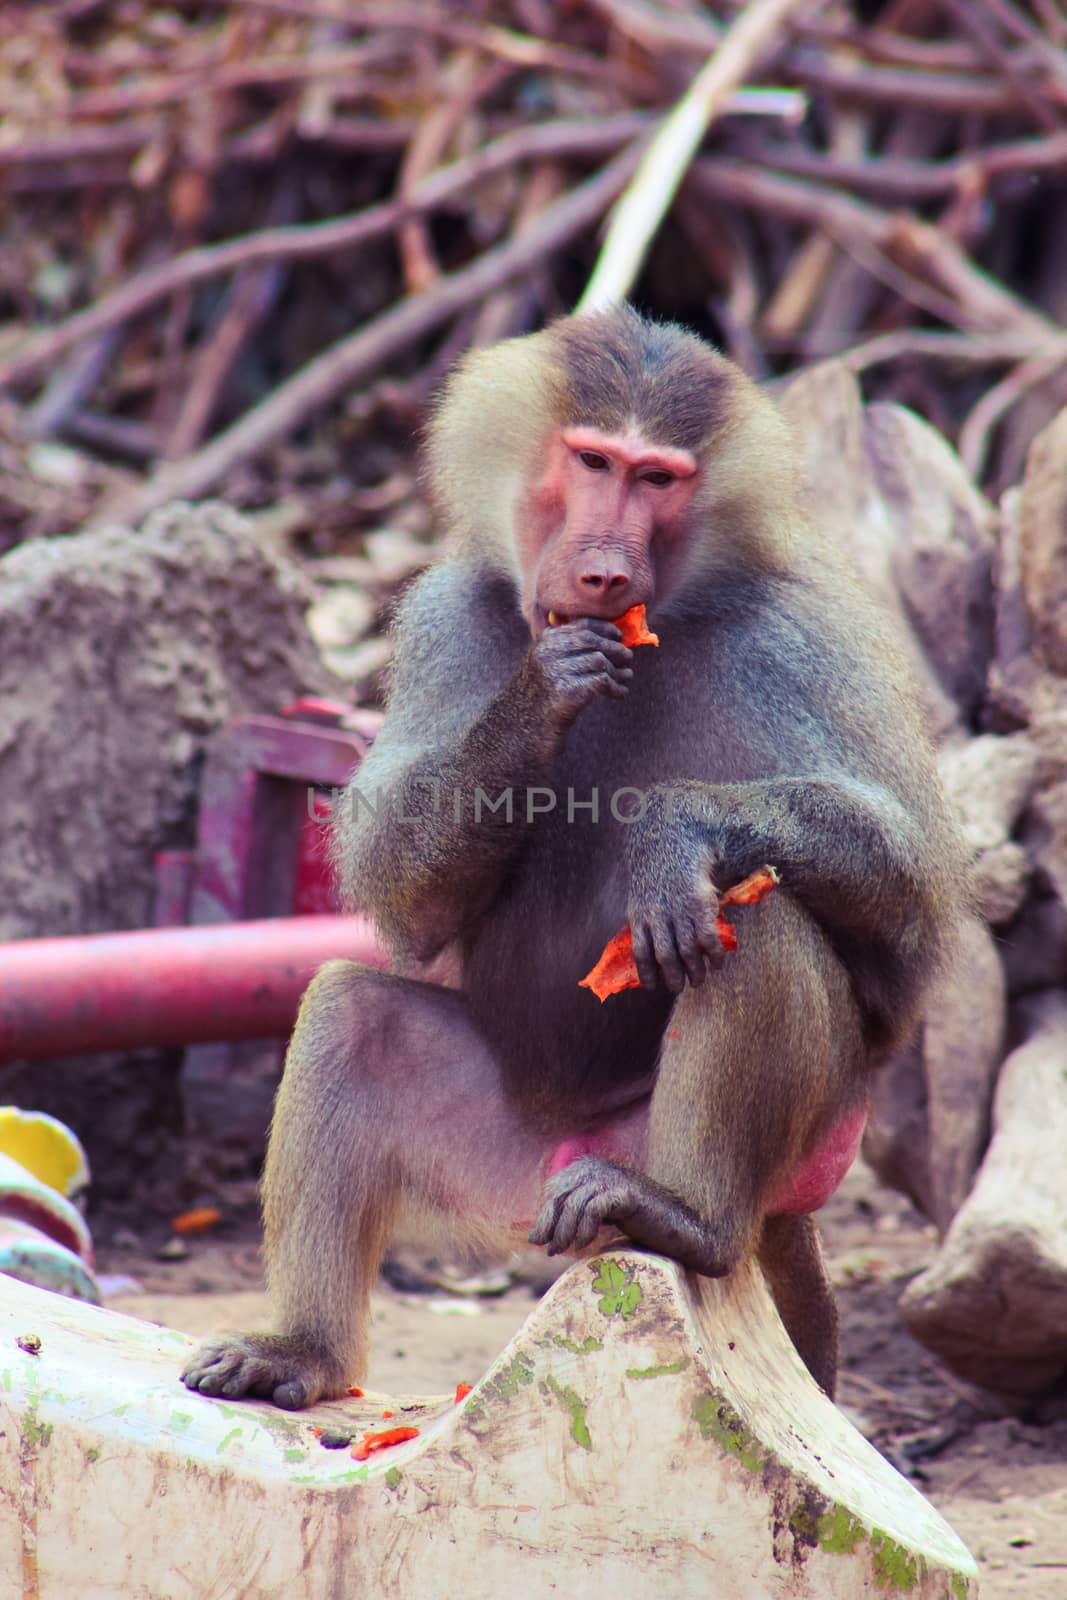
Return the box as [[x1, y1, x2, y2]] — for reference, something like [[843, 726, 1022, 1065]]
[[0, 1250, 977, 1598]]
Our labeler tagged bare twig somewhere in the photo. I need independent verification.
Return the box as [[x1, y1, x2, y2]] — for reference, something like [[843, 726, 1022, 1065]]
[[679, 200, 768, 376], [165, 264, 283, 457], [978, 0, 1067, 85], [799, 108, 938, 358], [748, 130, 1067, 200], [886, 212, 1055, 337], [958, 335, 1067, 478], [761, 103, 869, 342], [1027, 0, 1067, 47], [4, 0, 1065, 518], [790, 45, 1066, 114], [690, 158, 1056, 337], [837, 328, 1048, 370], [0, 122, 165, 170], [583, 0, 720, 54], [794, 19, 983, 70], [291, 116, 417, 152], [213, 0, 657, 97], [396, 52, 513, 296], [57, 40, 402, 119], [938, 0, 1060, 129], [470, 159, 567, 347], [826, 226, 986, 329], [21, 333, 120, 440], [579, 0, 824, 311], [64, 411, 161, 464], [762, 233, 839, 339]]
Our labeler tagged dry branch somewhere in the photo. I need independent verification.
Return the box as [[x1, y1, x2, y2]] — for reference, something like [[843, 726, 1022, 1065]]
[[579, 0, 825, 311], [690, 160, 1056, 338], [0, 115, 650, 394], [747, 130, 1067, 200], [959, 336, 1067, 478], [2, 0, 1065, 530], [219, 0, 656, 94], [90, 147, 643, 529], [789, 46, 1067, 114]]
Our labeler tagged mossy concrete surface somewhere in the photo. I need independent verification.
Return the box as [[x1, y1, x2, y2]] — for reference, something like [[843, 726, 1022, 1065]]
[[0, 1252, 977, 1597]]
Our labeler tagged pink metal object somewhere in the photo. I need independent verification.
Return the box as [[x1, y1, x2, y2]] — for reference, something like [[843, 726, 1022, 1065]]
[[183, 700, 380, 927], [165, 698, 383, 1140], [153, 850, 197, 928], [0, 916, 386, 1062]]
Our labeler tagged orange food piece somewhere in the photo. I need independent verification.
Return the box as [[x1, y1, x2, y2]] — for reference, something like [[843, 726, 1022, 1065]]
[[714, 863, 780, 951], [171, 1206, 222, 1234], [312, 1427, 323, 1437], [350, 1426, 420, 1461], [347, 1385, 365, 1398], [454, 1382, 473, 1404], [579, 865, 781, 1001], [614, 604, 659, 648], [381, 1410, 394, 1418], [721, 864, 780, 906], [578, 927, 641, 1002]]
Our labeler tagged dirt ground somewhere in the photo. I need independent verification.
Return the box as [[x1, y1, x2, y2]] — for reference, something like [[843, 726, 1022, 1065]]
[[98, 1159, 1067, 1598]]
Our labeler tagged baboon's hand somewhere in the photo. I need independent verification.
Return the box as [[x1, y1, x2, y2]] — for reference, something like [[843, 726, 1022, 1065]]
[[628, 860, 724, 994], [529, 1154, 730, 1277], [529, 1154, 640, 1254], [528, 619, 633, 727]]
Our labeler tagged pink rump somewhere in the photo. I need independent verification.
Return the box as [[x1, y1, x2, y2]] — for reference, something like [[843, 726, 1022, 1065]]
[[767, 1105, 868, 1215]]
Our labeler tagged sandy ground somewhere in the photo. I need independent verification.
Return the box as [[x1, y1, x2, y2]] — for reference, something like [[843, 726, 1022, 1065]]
[[98, 1161, 1067, 1598]]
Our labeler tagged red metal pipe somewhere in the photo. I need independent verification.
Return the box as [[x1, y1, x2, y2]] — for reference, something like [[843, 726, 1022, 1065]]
[[0, 917, 388, 1062]]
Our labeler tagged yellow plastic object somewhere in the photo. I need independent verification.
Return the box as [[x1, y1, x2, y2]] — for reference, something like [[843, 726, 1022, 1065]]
[[0, 1107, 90, 1198]]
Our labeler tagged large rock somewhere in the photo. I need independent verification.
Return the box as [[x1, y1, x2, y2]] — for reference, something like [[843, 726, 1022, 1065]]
[[863, 1039, 934, 1221], [1025, 777, 1067, 912], [920, 918, 1006, 1234], [865, 735, 1030, 1223], [937, 733, 1038, 925], [0, 501, 338, 1201], [988, 433, 1067, 747], [780, 364, 996, 740], [938, 733, 1039, 858], [864, 917, 1005, 1233], [1018, 406, 1067, 678], [900, 993, 1067, 1395], [866, 402, 996, 725], [987, 486, 1039, 729], [0, 500, 336, 940], [1001, 773, 1067, 995], [1000, 886, 1067, 994]]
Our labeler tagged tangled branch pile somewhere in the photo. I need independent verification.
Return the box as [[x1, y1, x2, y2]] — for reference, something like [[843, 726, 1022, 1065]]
[[2, 0, 1066, 555]]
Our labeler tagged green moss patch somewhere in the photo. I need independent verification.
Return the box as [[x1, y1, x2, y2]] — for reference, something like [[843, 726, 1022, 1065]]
[[547, 1377, 592, 1451], [590, 1260, 642, 1319]]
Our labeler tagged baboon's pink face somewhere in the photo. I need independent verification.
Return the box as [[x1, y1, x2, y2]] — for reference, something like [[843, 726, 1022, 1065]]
[[515, 426, 699, 636]]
